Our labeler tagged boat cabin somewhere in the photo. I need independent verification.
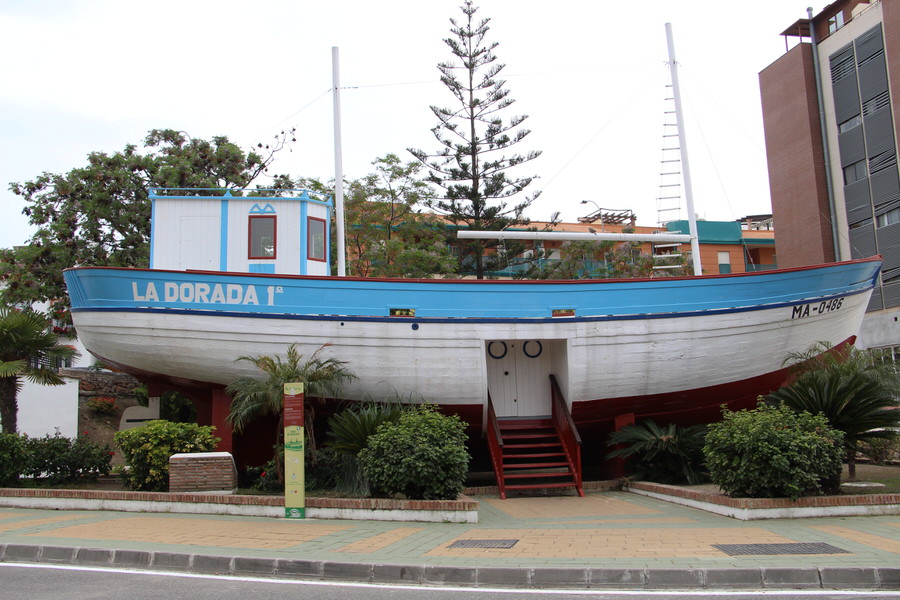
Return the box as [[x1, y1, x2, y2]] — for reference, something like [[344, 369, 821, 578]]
[[148, 188, 332, 276]]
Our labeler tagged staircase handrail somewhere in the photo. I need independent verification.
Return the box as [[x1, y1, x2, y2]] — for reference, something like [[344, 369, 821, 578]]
[[549, 374, 583, 495], [486, 394, 507, 499]]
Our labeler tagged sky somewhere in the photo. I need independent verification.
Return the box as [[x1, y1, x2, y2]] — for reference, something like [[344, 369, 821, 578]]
[[0, 0, 819, 250]]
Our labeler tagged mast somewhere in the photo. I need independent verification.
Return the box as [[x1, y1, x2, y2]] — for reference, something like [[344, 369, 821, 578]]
[[332, 46, 347, 277], [665, 23, 703, 276]]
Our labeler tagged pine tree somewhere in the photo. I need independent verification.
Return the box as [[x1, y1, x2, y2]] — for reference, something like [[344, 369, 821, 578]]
[[409, 1, 540, 279]]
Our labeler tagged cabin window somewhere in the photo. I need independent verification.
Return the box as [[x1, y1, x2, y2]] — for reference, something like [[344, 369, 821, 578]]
[[308, 217, 326, 262], [249, 215, 276, 259], [552, 309, 575, 317], [390, 308, 415, 317]]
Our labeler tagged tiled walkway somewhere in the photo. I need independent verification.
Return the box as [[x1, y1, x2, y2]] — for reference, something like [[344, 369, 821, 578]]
[[0, 490, 898, 588]]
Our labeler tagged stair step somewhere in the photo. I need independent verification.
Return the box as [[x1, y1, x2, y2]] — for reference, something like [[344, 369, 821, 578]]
[[498, 419, 553, 430], [502, 433, 556, 441], [502, 461, 569, 470], [502, 452, 566, 460], [505, 482, 578, 490], [505, 471, 574, 480], [504, 442, 563, 450]]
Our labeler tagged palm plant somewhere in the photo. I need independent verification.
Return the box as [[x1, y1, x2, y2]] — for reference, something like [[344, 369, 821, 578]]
[[767, 344, 899, 480], [226, 344, 355, 481], [0, 307, 79, 434], [605, 420, 708, 485]]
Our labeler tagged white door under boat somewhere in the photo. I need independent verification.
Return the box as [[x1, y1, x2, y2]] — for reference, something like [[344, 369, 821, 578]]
[[486, 340, 553, 418]]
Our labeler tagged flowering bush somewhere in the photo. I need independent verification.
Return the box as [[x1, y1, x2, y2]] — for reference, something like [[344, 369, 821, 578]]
[[86, 396, 118, 415]]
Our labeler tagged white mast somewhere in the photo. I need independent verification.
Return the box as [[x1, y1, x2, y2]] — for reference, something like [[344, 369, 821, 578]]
[[332, 46, 347, 277], [665, 23, 703, 276]]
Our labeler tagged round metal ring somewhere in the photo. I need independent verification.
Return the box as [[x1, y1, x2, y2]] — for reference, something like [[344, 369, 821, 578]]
[[487, 341, 508, 360], [523, 340, 543, 358]]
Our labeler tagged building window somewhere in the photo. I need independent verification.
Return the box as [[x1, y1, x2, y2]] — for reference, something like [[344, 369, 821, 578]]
[[828, 11, 845, 34], [843, 160, 868, 185], [839, 115, 861, 133], [308, 217, 326, 262], [717, 251, 731, 274], [249, 215, 276, 259], [877, 208, 900, 228]]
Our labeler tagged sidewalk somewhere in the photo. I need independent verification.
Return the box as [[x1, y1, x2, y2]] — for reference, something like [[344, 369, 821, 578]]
[[0, 488, 898, 590]]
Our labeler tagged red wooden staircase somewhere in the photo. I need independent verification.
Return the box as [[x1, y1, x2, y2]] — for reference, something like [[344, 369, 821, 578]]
[[487, 376, 584, 499]]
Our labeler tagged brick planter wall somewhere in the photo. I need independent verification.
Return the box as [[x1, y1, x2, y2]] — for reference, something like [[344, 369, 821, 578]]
[[169, 452, 237, 493]]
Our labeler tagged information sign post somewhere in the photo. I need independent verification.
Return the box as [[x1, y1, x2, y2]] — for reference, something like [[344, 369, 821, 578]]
[[283, 382, 305, 519]]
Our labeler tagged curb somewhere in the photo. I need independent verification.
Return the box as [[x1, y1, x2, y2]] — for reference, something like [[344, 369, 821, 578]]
[[1, 544, 898, 590]]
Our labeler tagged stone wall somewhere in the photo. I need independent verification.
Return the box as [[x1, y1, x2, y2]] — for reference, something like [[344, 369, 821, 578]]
[[59, 368, 142, 403]]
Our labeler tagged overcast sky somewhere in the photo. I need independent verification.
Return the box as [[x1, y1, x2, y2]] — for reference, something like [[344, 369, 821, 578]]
[[1, 1, 818, 250]]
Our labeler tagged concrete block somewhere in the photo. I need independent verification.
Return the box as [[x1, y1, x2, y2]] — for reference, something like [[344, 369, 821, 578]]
[[38, 546, 76, 563], [589, 568, 646, 588], [422, 565, 477, 586], [531, 567, 590, 588], [232, 557, 277, 577], [762, 567, 821, 588], [372, 563, 424, 584], [191, 554, 232, 575], [74, 547, 113, 566], [151, 552, 192, 570], [322, 561, 373, 582], [111, 549, 152, 569], [704, 568, 763, 588], [2, 544, 40, 562], [475, 566, 531, 587], [276, 558, 323, 578], [645, 568, 704, 588], [876, 567, 900, 589], [820, 567, 878, 589]]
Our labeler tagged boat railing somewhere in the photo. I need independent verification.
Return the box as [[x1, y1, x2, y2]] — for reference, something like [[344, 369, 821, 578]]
[[486, 394, 506, 499], [550, 374, 583, 495]]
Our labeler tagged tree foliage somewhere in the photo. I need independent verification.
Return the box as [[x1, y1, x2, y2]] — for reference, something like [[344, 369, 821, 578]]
[[766, 343, 900, 479], [523, 240, 692, 280], [409, 1, 540, 279], [344, 155, 457, 278], [2, 129, 285, 317], [0, 307, 79, 434]]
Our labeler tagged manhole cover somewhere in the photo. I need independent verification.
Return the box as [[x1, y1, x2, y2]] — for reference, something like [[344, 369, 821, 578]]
[[449, 539, 519, 549], [713, 542, 850, 556]]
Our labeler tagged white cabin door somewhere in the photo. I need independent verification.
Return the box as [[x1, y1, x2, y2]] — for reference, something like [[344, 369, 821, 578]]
[[486, 340, 552, 418]]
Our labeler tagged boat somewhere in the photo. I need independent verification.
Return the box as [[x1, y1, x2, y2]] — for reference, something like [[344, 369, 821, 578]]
[[64, 247, 881, 430]]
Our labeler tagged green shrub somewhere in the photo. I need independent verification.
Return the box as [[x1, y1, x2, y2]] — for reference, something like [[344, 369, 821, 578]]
[[22, 432, 113, 484], [358, 404, 469, 500], [325, 401, 406, 495], [703, 403, 844, 500], [0, 433, 24, 486], [605, 420, 708, 485], [114, 420, 219, 491]]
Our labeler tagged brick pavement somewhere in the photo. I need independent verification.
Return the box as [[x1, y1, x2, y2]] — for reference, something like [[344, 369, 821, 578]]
[[0, 489, 898, 589]]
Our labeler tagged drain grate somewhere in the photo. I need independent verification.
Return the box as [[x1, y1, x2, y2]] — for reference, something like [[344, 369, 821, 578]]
[[713, 542, 850, 556], [449, 539, 519, 549]]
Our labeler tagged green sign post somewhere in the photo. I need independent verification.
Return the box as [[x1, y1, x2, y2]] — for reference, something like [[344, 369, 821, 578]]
[[283, 382, 305, 519]]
